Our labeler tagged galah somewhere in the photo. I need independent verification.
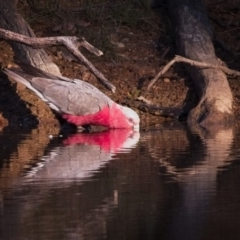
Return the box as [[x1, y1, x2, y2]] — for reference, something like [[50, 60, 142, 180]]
[[3, 64, 140, 130]]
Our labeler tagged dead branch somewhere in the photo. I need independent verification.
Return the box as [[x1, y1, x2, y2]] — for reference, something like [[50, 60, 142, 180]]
[[124, 99, 183, 118], [148, 55, 240, 90], [138, 104, 182, 118], [0, 28, 116, 92]]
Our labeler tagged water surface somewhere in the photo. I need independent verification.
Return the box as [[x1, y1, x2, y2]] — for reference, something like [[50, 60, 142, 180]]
[[0, 125, 240, 240]]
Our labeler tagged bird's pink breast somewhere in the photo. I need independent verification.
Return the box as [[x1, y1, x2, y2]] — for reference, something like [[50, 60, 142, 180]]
[[62, 106, 111, 126], [62, 104, 131, 128]]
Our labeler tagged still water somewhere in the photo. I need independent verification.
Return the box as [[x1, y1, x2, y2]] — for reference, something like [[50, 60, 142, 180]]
[[0, 125, 240, 240]]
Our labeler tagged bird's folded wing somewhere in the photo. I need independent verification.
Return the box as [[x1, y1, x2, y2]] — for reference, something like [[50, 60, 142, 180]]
[[31, 78, 112, 115]]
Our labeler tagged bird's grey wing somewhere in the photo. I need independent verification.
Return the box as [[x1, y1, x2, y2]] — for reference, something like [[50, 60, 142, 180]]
[[31, 78, 112, 115]]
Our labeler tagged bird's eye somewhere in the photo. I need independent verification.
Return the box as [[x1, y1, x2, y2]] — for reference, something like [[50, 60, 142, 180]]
[[128, 118, 134, 123]]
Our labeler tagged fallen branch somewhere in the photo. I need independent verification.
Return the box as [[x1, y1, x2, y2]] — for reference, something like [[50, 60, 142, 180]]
[[148, 55, 240, 90], [0, 28, 116, 92], [124, 99, 183, 118], [138, 104, 182, 118]]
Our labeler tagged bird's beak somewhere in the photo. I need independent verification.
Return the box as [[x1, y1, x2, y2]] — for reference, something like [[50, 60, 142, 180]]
[[133, 124, 140, 131]]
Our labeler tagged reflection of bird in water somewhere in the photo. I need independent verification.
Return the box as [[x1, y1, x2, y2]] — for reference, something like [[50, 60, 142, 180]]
[[3, 63, 140, 130], [25, 129, 140, 180]]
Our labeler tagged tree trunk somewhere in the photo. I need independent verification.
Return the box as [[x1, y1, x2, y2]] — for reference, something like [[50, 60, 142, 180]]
[[167, 0, 234, 127], [0, 0, 60, 75]]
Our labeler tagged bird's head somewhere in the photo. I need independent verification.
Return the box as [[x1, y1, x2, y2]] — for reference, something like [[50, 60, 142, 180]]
[[117, 105, 140, 131]]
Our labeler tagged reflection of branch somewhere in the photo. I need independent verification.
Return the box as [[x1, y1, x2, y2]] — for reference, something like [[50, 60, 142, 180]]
[[148, 55, 240, 90], [0, 28, 116, 92]]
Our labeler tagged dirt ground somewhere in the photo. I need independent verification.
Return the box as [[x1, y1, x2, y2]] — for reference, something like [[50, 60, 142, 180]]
[[1, 0, 240, 133]]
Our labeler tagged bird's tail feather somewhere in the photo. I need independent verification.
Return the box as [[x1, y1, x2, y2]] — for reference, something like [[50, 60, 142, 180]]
[[3, 68, 47, 102], [3, 68, 33, 89]]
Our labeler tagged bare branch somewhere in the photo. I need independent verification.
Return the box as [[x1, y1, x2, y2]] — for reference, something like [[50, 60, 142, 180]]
[[0, 28, 116, 92], [148, 55, 240, 90], [138, 104, 182, 118]]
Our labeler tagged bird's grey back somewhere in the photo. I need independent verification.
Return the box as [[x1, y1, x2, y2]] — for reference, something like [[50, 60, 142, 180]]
[[4, 64, 113, 115]]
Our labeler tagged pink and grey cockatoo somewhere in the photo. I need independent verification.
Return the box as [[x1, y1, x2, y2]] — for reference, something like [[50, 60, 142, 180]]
[[3, 64, 140, 130]]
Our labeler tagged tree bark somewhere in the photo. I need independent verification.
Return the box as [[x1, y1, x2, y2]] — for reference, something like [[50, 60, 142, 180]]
[[167, 0, 234, 127], [0, 0, 60, 75]]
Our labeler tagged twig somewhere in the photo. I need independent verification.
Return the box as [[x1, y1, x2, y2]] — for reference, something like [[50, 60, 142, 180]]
[[0, 28, 116, 92], [148, 55, 240, 90], [137, 96, 152, 105]]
